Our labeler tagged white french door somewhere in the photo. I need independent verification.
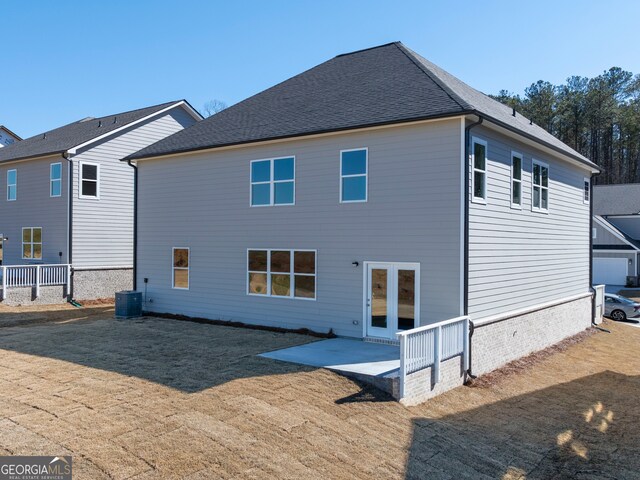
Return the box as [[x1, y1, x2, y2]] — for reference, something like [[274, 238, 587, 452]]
[[365, 262, 420, 339]]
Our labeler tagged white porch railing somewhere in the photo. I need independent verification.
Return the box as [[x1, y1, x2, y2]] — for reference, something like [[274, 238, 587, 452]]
[[1, 264, 71, 300], [593, 284, 605, 324], [396, 316, 470, 400]]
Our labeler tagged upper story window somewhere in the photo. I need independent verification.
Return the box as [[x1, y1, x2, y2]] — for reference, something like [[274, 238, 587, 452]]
[[80, 162, 100, 198], [584, 178, 591, 204], [172, 248, 190, 289], [511, 152, 522, 208], [50, 163, 62, 197], [340, 148, 367, 203], [7, 169, 16, 201], [250, 157, 295, 206], [22, 227, 42, 260], [471, 138, 487, 203], [532, 160, 549, 212], [247, 249, 316, 300]]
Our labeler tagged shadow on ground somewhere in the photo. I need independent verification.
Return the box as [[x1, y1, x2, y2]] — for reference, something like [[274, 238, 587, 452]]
[[0, 311, 317, 393], [406, 371, 640, 479]]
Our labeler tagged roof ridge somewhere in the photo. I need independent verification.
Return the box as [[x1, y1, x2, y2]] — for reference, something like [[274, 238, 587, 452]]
[[393, 43, 472, 111], [90, 99, 181, 123], [334, 41, 401, 58]]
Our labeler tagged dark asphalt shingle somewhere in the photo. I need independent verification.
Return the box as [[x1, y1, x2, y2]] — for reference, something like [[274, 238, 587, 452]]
[[0, 101, 184, 163], [593, 184, 640, 216], [128, 42, 595, 168]]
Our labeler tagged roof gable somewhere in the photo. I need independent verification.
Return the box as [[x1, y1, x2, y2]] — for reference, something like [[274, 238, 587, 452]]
[[0, 101, 196, 163]]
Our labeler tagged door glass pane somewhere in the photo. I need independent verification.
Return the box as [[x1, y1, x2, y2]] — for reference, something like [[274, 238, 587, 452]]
[[397, 270, 416, 330], [371, 268, 388, 328]]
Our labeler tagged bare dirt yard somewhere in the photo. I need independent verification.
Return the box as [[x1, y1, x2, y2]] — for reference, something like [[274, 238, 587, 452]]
[[0, 303, 638, 479]]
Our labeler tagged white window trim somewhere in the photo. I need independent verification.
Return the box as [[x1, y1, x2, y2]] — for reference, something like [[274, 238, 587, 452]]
[[22, 227, 42, 260], [172, 247, 190, 290], [531, 159, 549, 213], [510, 151, 523, 209], [339, 147, 368, 204], [50, 162, 62, 198], [471, 138, 487, 204], [79, 161, 100, 199], [249, 156, 296, 207], [246, 248, 317, 301], [583, 177, 591, 205], [7, 168, 16, 201]]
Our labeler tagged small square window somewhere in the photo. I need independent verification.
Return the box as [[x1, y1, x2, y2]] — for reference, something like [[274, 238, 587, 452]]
[[250, 157, 295, 206]]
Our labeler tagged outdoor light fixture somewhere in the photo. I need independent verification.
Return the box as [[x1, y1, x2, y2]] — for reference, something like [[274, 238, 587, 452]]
[[352, 261, 359, 267]]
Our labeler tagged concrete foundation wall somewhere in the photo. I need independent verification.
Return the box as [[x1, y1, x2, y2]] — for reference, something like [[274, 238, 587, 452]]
[[72, 268, 132, 300], [1, 285, 68, 306]]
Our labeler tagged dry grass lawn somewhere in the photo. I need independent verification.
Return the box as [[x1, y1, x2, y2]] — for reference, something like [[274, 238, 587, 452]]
[[0, 303, 638, 479]]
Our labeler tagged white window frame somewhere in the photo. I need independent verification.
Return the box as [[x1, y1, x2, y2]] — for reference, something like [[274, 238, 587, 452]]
[[79, 161, 100, 199], [583, 177, 591, 205], [50, 162, 62, 198], [531, 159, 549, 213], [339, 148, 368, 203], [471, 138, 487, 204], [7, 168, 16, 201], [510, 151, 523, 209], [22, 227, 42, 260], [249, 157, 295, 207], [246, 248, 317, 301], [172, 247, 190, 290]]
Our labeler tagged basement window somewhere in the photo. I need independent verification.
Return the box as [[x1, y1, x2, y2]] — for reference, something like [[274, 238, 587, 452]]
[[247, 249, 316, 300], [22, 227, 42, 260], [172, 248, 190, 289]]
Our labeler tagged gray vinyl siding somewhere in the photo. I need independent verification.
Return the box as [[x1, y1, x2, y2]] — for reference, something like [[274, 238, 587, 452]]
[[593, 251, 637, 276], [136, 119, 463, 337], [0, 156, 69, 265], [593, 221, 628, 246], [468, 124, 592, 319], [71, 107, 197, 267], [605, 216, 640, 240]]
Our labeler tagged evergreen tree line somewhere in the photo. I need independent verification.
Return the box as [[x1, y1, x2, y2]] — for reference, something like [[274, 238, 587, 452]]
[[491, 68, 640, 185]]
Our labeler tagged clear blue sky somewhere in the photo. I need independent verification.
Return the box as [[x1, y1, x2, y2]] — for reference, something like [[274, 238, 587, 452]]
[[2, 0, 639, 138]]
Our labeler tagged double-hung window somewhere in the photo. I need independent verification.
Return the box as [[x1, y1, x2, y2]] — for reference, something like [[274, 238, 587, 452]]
[[248, 249, 316, 299], [7, 169, 16, 201], [50, 163, 62, 197], [532, 160, 549, 212], [80, 162, 99, 198], [583, 178, 591, 204], [511, 152, 522, 208], [340, 148, 367, 202], [172, 248, 190, 289], [22, 227, 42, 260], [250, 157, 295, 206], [471, 138, 487, 202]]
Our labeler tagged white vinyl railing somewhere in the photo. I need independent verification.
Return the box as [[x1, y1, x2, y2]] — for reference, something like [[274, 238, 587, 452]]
[[396, 315, 470, 400], [1, 264, 71, 300], [593, 284, 605, 324]]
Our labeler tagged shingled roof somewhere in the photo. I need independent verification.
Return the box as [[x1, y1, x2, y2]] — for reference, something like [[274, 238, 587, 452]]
[[128, 42, 596, 169], [593, 184, 640, 216], [0, 100, 190, 163]]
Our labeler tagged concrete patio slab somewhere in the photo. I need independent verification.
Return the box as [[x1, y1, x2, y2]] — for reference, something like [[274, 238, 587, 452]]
[[260, 338, 400, 377]]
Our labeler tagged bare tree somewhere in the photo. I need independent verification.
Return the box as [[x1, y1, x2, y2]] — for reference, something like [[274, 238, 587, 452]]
[[201, 99, 227, 118]]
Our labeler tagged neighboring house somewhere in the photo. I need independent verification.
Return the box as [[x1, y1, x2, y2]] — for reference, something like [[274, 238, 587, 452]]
[[127, 42, 599, 381], [0, 125, 21, 147], [0, 101, 201, 301], [592, 183, 640, 286]]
